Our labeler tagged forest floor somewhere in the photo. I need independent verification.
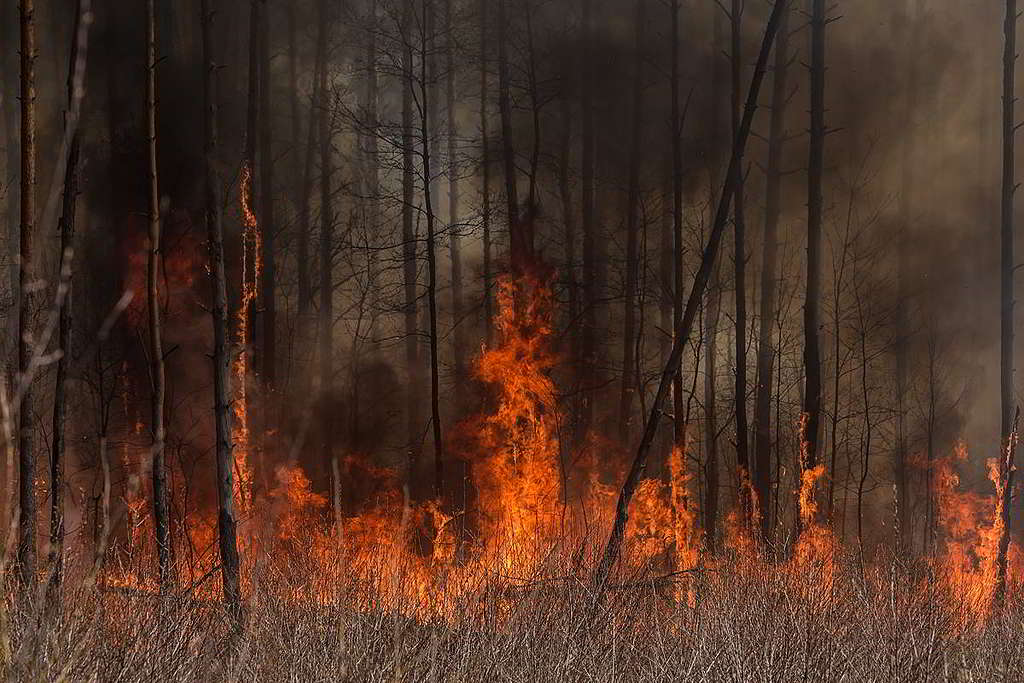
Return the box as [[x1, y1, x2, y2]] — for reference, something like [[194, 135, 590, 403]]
[[4, 545, 1023, 681]]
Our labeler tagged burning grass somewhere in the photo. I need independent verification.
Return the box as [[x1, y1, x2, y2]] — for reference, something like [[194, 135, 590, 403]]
[[5, 543, 1024, 681]]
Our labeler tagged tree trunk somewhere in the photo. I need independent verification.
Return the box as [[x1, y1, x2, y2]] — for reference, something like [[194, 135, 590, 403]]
[[595, 0, 787, 590], [294, 0, 315, 317], [618, 0, 646, 445], [480, 0, 493, 344], [893, 0, 924, 551], [420, 1, 444, 499], [446, 0, 465, 393], [259, 0, 276, 386], [49, 0, 89, 601], [753, 0, 788, 544], [202, 0, 242, 617], [146, 0, 173, 592], [703, 269, 721, 552], [996, 0, 1018, 603], [366, 0, 381, 344], [16, 0, 38, 589], [317, 0, 337, 529], [498, 0, 528, 271], [730, 0, 753, 534], [402, 0, 421, 495], [802, 0, 826, 503], [579, 0, 596, 443]]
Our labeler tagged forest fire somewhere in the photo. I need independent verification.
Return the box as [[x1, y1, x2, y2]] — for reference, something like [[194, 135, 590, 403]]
[[8, 0, 1024, 677]]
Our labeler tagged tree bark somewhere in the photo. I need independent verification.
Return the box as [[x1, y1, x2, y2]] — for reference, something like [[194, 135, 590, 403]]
[[730, 0, 752, 533], [669, 0, 685, 480], [753, 0, 789, 544], [317, 0, 337, 526], [802, 0, 826, 502], [48, 0, 89, 601], [146, 0, 173, 592], [446, 0, 465, 392], [202, 0, 242, 617], [294, 0, 315, 317], [16, 0, 38, 588], [618, 0, 646, 446], [595, 0, 787, 590], [259, 0, 276, 386], [893, 0, 924, 551], [997, 0, 1018, 603], [421, 3, 444, 499], [401, 0, 422, 495], [480, 0, 493, 344], [579, 0, 596, 442], [498, 0, 528, 270]]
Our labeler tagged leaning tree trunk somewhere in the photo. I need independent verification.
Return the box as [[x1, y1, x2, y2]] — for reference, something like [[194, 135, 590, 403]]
[[201, 0, 242, 617], [753, 0, 789, 544], [146, 0, 173, 592], [49, 0, 90, 602], [996, 0, 1018, 604], [801, 0, 826, 515], [16, 0, 38, 588], [498, 0, 527, 270], [258, 0, 276, 387], [595, 0, 788, 591], [618, 0, 646, 445]]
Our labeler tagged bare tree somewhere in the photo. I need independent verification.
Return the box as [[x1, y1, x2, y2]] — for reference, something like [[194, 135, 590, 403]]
[[259, 0, 277, 386], [801, 0, 827, 517], [618, 0, 647, 445], [201, 0, 241, 616], [996, 0, 1018, 603], [49, 0, 90, 601], [16, 0, 38, 588], [146, 0, 173, 591], [753, 0, 790, 543]]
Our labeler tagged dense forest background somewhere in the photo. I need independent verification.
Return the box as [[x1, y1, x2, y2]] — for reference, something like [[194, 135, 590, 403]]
[[0, 0, 1020, 601]]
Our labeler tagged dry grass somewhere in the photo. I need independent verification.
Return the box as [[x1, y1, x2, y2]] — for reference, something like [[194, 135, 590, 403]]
[[4, 545, 1024, 682]]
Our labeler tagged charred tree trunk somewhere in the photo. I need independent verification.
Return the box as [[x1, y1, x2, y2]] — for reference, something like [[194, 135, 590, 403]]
[[753, 0, 789, 544], [420, 2, 445, 499], [49, 0, 89, 601], [893, 0, 924, 551], [801, 0, 826, 507], [146, 0, 173, 592], [480, 0, 493, 343], [703, 269, 722, 552], [730, 0, 752, 533], [202, 0, 242, 617], [618, 0, 646, 445], [259, 0, 276, 386], [997, 0, 1018, 603], [446, 0, 465, 392], [559, 71, 577, 352], [580, 0, 596, 443], [317, 0, 338, 527], [16, 0, 38, 588], [295, 1, 315, 316], [595, 0, 787, 590], [402, 0, 421, 494], [498, 0, 527, 270], [366, 0, 381, 344]]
